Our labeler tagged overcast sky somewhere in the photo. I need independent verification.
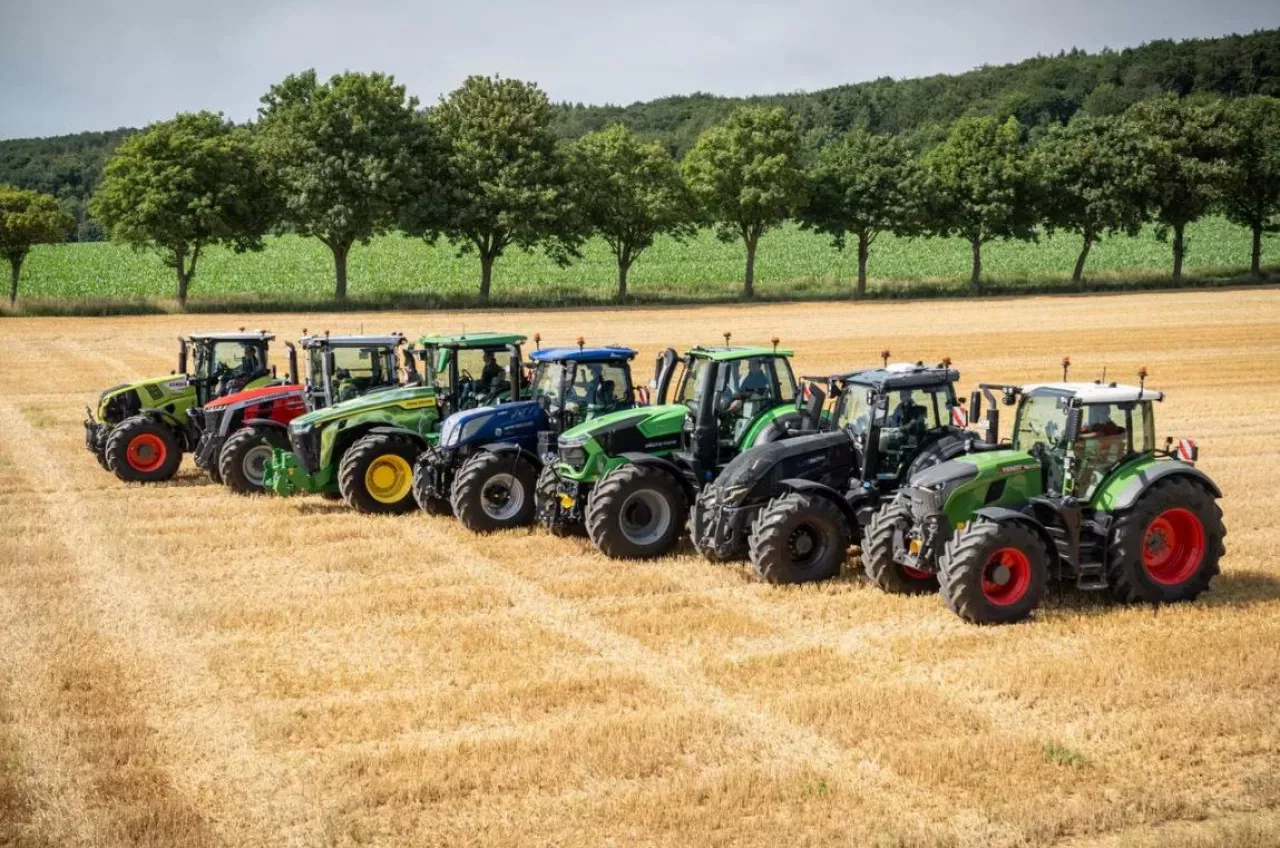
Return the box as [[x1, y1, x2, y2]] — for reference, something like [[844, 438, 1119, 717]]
[[3, 0, 1279, 139]]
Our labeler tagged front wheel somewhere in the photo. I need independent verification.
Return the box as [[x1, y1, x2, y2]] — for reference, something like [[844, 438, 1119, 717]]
[[586, 463, 687, 559], [338, 433, 420, 514], [1106, 477, 1225, 604], [451, 450, 538, 532], [219, 426, 288, 495], [411, 454, 453, 515], [939, 518, 1048, 625], [105, 416, 183, 482], [863, 498, 940, 595], [748, 492, 850, 584], [536, 464, 581, 537]]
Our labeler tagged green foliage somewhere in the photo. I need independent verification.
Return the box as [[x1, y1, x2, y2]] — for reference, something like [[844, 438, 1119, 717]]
[[421, 75, 575, 300], [1042, 742, 1086, 768], [569, 124, 694, 300], [923, 116, 1037, 289], [0, 129, 133, 241], [1126, 95, 1231, 280], [1032, 115, 1151, 283], [257, 70, 435, 300], [0, 184, 73, 304], [682, 106, 807, 296], [798, 130, 923, 297], [1219, 96, 1280, 278], [88, 112, 270, 306]]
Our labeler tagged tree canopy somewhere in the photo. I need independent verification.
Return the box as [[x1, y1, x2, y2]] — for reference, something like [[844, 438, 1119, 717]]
[[1219, 96, 1280, 278], [0, 185, 73, 305]]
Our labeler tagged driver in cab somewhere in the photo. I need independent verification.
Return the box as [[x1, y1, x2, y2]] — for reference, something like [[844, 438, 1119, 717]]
[[723, 359, 771, 414]]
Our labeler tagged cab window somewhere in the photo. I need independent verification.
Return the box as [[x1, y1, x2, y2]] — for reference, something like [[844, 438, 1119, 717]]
[[1073, 401, 1154, 498], [200, 341, 267, 383], [1012, 392, 1069, 452], [675, 357, 711, 410], [567, 362, 630, 414], [531, 361, 567, 409]]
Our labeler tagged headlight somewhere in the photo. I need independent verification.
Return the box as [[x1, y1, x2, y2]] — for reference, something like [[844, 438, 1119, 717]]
[[558, 435, 588, 469], [720, 484, 752, 505], [439, 416, 460, 446]]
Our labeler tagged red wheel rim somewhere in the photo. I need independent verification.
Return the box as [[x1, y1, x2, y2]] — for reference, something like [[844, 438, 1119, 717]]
[[902, 564, 934, 581], [126, 433, 167, 473], [981, 547, 1031, 606], [1142, 508, 1205, 586]]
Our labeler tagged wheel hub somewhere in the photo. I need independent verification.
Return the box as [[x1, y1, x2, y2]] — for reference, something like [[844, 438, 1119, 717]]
[[788, 527, 816, 560], [243, 445, 271, 485], [988, 564, 1011, 586], [479, 473, 524, 521], [618, 488, 672, 546]]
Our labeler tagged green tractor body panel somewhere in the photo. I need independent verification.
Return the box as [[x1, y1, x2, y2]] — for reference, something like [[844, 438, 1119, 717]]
[[935, 450, 1045, 526], [1088, 453, 1181, 512], [94, 373, 275, 429], [554, 404, 687, 482]]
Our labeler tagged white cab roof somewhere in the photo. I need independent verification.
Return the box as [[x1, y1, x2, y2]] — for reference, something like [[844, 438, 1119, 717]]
[[188, 331, 274, 342], [299, 334, 405, 348], [1023, 382, 1164, 403]]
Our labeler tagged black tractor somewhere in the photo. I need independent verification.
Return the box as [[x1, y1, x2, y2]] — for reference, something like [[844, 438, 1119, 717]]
[[690, 358, 976, 584]]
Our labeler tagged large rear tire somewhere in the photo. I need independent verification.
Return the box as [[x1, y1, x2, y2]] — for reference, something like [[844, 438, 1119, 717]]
[[749, 492, 849, 584], [219, 426, 288, 495], [105, 416, 182, 483], [863, 498, 940, 595], [411, 454, 453, 515], [1106, 477, 1224, 604], [586, 463, 687, 559], [338, 433, 420, 514], [939, 518, 1048, 625], [451, 450, 538, 532]]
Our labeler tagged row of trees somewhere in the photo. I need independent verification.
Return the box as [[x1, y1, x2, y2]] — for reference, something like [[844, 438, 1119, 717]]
[[4, 73, 1279, 306]]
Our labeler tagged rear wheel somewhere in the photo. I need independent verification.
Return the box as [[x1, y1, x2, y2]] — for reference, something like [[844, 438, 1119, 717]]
[[1107, 477, 1224, 604], [411, 454, 452, 515], [338, 433, 420, 514], [749, 492, 849, 584], [452, 450, 538, 532], [939, 518, 1048, 625], [105, 416, 182, 482], [586, 463, 687, 559], [863, 498, 940, 594], [219, 426, 288, 495]]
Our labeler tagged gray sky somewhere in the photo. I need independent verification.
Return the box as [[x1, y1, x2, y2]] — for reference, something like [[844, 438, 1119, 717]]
[[2, 0, 1279, 139]]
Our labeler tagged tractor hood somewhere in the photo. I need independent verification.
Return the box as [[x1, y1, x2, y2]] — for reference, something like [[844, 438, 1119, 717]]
[[711, 430, 851, 505], [291, 385, 438, 428], [438, 400, 545, 448], [560, 403, 686, 441], [203, 383, 301, 410], [96, 375, 194, 417]]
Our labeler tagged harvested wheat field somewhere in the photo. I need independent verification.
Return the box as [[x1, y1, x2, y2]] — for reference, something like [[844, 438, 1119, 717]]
[[1, 288, 1279, 848]]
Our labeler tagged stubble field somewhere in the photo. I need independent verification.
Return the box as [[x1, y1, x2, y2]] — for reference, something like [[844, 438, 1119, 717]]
[[1, 288, 1279, 847]]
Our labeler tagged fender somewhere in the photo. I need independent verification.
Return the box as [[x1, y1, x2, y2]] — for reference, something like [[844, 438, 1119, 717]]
[[844, 482, 881, 529], [139, 408, 185, 431], [1104, 462, 1222, 512], [779, 477, 857, 526], [481, 441, 543, 469], [243, 418, 289, 433], [973, 506, 1058, 567], [367, 425, 433, 452], [620, 452, 696, 498]]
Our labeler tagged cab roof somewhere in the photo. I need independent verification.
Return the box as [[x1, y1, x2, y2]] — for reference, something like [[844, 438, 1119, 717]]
[[688, 345, 792, 361], [530, 345, 636, 363], [1023, 382, 1164, 403], [187, 331, 274, 342], [844, 362, 959, 391], [299, 333, 405, 348], [418, 331, 526, 348]]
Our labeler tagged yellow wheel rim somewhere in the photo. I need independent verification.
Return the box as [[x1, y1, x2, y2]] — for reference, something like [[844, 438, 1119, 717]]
[[364, 454, 413, 504]]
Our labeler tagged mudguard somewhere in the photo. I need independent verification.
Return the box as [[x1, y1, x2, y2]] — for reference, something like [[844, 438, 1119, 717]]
[[481, 441, 543, 469], [367, 426, 433, 451], [973, 506, 1058, 563], [139, 408, 186, 432], [1095, 462, 1222, 512], [620, 451, 696, 498], [778, 477, 857, 525], [243, 418, 289, 432]]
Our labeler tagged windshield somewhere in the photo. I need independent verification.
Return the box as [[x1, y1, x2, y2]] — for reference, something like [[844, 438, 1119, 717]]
[[1012, 392, 1070, 452], [674, 357, 711, 410], [531, 361, 567, 409], [195, 340, 268, 387], [426, 345, 513, 409], [308, 345, 397, 402]]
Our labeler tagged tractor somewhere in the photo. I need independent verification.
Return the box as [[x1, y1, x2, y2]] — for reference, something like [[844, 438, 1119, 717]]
[[84, 330, 279, 482], [863, 363, 1225, 624], [413, 339, 640, 532], [192, 333, 412, 494], [263, 332, 525, 514], [538, 335, 809, 559], [692, 358, 976, 583]]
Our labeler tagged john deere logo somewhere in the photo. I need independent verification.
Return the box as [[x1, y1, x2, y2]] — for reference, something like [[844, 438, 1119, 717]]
[[401, 397, 436, 410]]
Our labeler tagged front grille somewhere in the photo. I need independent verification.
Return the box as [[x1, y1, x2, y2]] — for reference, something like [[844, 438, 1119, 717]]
[[145, 383, 164, 401], [291, 428, 322, 475], [197, 408, 220, 435], [907, 488, 942, 521]]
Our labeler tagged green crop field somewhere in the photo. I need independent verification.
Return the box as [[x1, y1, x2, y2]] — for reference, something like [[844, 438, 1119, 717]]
[[12, 216, 1279, 312]]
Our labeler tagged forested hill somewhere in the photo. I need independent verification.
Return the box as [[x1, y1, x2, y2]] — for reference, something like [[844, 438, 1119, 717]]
[[3, 27, 1279, 240]]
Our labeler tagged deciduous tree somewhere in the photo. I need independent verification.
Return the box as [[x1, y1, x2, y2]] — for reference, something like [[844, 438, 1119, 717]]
[[1219, 96, 1280, 279], [681, 106, 807, 298], [0, 185, 73, 305], [90, 112, 271, 307]]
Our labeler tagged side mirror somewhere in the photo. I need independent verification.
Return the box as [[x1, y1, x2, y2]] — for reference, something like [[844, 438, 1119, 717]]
[[1064, 406, 1083, 444], [969, 390, 982, 422], [285, 342, 299, 385], [803, 385, 827, 431]]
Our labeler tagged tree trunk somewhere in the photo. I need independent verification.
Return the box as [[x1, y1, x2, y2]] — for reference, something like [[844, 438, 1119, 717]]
[[333, 243, 350, 301], [176, 266, 189, 308], [744, 234, 758, 299], [1172, 223, 1185, 283], [1252, 224, 1264, 280], [1072, 232, 1094, 287], [479, 253, 495, 301], [617, 259, 630, 302], [8, 257, 20, 306], [855, 231, 869, 299], [969, 237, 982, 293]]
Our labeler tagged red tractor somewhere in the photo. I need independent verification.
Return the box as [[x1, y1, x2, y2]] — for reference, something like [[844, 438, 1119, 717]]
[[193, 333, 413, 493]]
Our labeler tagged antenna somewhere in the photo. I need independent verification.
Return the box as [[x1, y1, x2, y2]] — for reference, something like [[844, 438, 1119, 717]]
[[1062, 356, 1071, 381], [880, 348, 890, 367]]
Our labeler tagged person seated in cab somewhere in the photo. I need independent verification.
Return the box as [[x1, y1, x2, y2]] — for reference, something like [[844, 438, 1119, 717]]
[[334, 369, 359, 402], [595, 379, 619, 413], [722, 359, 772, 414], [1075, 404, 1128, 496]]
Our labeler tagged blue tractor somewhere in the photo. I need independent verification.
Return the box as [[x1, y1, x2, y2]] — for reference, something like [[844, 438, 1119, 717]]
[[413, 341, 642, 532]]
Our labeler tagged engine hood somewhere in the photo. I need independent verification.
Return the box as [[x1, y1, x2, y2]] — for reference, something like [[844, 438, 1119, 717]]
[[559, 403, 685, 441], [714, 431, 848, 492], [293, 385, 437, 427], [203, 383, 301, 410], [438, 400, 543, 447]]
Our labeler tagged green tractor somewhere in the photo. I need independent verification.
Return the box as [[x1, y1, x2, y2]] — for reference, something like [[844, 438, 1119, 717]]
[[691, 358, 975, 582], [84, 331, 279, 482], [539, 335, 809, 559], [864, 364, 1226, 624], [263, 332, 525, 513]]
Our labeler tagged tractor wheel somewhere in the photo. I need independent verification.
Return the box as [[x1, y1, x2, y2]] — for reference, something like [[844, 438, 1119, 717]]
[[1106, 477, 1225, 604], [536, 464, 581, 537], [338, 433, 420, 514], [411, 455, 452, 516], [94, 443, 111, 471], [749, 492, 849, 584], [451, 450, 539, 532], [863, 498, 940, 594], [219, 426, 288, 495], [105, 416, 182, 483], [939, 518, 1048, 625], [586, 463, 687, 559]]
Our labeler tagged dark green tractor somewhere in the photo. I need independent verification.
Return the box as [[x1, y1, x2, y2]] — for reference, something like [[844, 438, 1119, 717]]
[[691, 359, 975, 583], [540, 336, 809, 559], [864, 366, 1225, 624]]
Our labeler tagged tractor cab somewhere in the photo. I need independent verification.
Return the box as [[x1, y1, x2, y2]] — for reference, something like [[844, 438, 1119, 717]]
[[528, 342, 639, 451], [183, 331, 276, 406], [297, 333, 413, 410], [418, 332, 526, 416]]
